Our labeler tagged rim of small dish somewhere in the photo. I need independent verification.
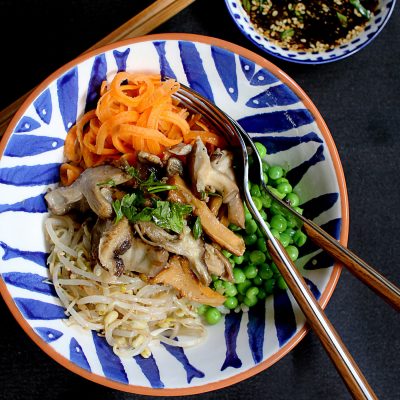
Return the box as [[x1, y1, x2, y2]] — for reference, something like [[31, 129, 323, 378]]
[[0, 33, 349, 395], [224, 0, 397, 65]]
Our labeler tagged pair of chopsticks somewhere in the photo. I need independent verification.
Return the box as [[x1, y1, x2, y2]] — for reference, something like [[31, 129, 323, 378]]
[[0, 0, 195, 137]]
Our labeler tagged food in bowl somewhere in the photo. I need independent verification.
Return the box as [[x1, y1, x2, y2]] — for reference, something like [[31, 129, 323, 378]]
[[241, 0, 379, 51], [44, 72, 308, 358]]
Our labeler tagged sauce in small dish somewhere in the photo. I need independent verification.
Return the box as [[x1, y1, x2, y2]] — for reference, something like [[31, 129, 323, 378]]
[[242, 0, 379, 51]]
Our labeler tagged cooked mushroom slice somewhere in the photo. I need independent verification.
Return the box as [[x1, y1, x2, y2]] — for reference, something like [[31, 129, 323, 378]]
[[168, 175, 245, 256], [168, 143, 192, 156], [152, 256, 225, 307], [166, 157, 183, 177], [91, 218, 113, 266], [134, 221, 212, 286], [43, 184, 87, 215], [210, 149, 235, 180], [203, 243, 234, 282], [97, 217, 168, 277], [45, 165, 131, 218], [138, 151, 163, 167], [188, 137, 245, 228], [211, 149, 245, 228]]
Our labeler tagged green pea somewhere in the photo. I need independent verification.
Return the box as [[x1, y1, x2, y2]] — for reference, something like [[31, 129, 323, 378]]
[[270, 201, 284, 215], [197, 304, 209, 315], [283, 227, 297, 238], [243, 295, 258, 307], [255, 142, 267, 158], [233, 255, 244, 265], [268, 166, 283, 180], [260, 193, 272, 208], [252, 196, 263, 211], [277, 276, 288, 290], [285, 192, 300, 207], [244, 233, 257, 245], [264, 278, 276, 294], [257, 288, 267, 299], [253, 275, 263, 286], [277, 182, 292, 195], [270, 263, 279, 274], [245, 210, 253, 221], [233, 268, 246, 284], [213, 279, 225, 294], [259, 263, 273, 280], [262, 161, 269, 172], [229, 258, 235, 267], [263, 172, 269, 184], [270, 214, 287, 232], [245, 219, 258, 234], [246, 286, 259, 299], [294, 230, 307, 247], [237, 279, 252, 295], [250, 184, 261, 198], [211, 274, 219, 282], [249, 250, 266, 265], [243, 264, 258, 279], [259, 209, 268, 220], [224, 296, 239, 310], [286, 245, 299, 261], [256, 227, 264, 238], [224, 283, 238, 297], [275, 177, 289, 184], [205, 307, 222, 325], [256, 237, 267, 252], [286, 214, 298, 228], [270, 228, 280, 240], [279, 233, 291, 248]]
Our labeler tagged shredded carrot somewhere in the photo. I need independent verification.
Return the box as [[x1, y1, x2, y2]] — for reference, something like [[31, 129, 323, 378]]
[[60, 163, 83, 186], [61, 73, 224, 184]]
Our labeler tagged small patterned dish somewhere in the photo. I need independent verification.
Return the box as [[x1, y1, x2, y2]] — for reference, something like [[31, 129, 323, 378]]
[[225, 0, 396, 64], [0, 33, 348, 395]]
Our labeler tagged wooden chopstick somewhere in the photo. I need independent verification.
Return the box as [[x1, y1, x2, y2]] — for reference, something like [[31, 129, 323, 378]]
[[0, 0, 195, 138]]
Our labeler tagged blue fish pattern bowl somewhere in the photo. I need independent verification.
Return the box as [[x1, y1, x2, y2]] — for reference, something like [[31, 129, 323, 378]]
[[225, 0, 396, 64], [0, 34, 348, 395]]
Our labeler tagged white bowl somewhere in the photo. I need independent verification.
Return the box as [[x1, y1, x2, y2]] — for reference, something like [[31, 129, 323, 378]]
[[0, 33, 348, 395]]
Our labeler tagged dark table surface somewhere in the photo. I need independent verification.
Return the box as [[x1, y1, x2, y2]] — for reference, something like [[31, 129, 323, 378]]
[[0, 1, 399, 399]]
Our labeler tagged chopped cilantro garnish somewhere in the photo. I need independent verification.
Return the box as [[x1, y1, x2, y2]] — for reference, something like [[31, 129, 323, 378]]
[[125, 166, 177, 193], [192, 216, 202, 240], [112, 195, 192, 234]]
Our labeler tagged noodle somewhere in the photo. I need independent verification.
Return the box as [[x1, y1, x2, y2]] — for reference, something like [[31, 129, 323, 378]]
[[46, 215, 206, 358]]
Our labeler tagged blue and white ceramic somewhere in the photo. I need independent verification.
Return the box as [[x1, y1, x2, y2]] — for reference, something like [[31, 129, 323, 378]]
[[225, 0, 396, 64], [0, 34, 348, 394]]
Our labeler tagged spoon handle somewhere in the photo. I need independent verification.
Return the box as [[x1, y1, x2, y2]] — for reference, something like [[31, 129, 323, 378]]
[[267, 240, 378, 400], [302, 221, 400, 310]]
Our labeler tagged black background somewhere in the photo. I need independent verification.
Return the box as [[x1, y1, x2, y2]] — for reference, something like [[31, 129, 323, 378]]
[[0, 1, 399, 399]]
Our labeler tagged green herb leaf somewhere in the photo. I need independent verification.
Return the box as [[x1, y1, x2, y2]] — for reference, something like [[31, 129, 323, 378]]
[[96, 179, 116, 187], [336, 12, 348, 27], [192, 216, 202, 240], [281, 29, 295, 40], [112, 199, 124, 224], [113, 195, 193, 234], [151, 201, 193, 234], [126, 166, 176, 193], [349, 0, 371, 19]]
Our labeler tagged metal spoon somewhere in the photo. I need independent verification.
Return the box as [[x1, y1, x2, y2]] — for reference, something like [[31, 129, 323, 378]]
[[173, 83, 378, 400]]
